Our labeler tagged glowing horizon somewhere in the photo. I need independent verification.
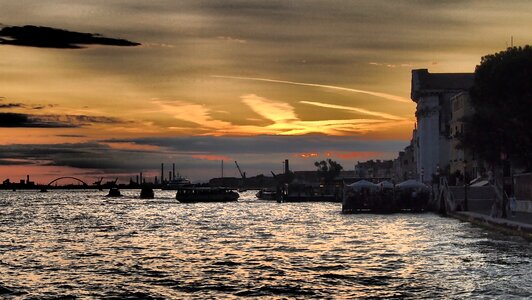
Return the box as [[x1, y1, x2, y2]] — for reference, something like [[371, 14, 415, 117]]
[[1, 0, 531, 182]]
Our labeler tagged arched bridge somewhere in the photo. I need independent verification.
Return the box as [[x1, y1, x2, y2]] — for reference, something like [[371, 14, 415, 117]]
[[47, 176, 88, 186]]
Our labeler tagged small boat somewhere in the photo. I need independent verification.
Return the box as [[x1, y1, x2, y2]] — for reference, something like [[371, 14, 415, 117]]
[[176, 187, 239, 203], [162, 177, 192, 190], [140, 187, 155, 199], [106, 187, 122, 197], [256, 188, 277, 200]]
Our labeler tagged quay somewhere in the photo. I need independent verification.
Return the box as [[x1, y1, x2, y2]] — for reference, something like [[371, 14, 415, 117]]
[[450, 211, 532, 241]]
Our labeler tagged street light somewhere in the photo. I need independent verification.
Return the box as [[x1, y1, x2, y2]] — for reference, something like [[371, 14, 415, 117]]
[[463, 160, 468, 211]]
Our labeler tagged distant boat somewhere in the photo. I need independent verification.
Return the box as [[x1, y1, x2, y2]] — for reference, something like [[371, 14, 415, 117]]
[[176, 187, 239, 203], [162, 177, 192, 190], [106, 187, 122, 197], [256, 188, 277, 200], [140, 187, 155, 199]]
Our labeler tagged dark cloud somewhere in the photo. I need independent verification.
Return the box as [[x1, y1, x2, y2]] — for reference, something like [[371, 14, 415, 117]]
[[0, 142, 173, 172], [0, 25, 140, 49], [0, 112, 123, 128], [105, 135, 405, 155], [0, 136, 405, 180], [0, 103, 24, 108], [0, 159, 32, 166]]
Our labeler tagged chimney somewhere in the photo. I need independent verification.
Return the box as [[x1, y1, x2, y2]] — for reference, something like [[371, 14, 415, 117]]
[[284, 159, 289, 174]]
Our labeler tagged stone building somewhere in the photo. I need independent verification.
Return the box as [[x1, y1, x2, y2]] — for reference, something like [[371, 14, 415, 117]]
[[449, 92, 477, 180], [393, 134, 417, 182], [355, 159, 394, 179], [411, 69, 474, 183]]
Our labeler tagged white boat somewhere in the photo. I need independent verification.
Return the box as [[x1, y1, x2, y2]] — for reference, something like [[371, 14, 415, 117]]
[[162, 177, 192, 190]]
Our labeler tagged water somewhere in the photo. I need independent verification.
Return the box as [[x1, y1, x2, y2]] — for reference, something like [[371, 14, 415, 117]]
[[0, 190, 531, 299]]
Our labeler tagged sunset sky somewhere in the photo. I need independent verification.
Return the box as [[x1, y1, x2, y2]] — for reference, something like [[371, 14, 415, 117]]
[[1, 0, 532, 183]]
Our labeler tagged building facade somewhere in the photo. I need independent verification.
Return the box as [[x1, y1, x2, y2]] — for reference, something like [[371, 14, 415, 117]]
[[411, 69, 474, 183], [449, 92, 477, 180]]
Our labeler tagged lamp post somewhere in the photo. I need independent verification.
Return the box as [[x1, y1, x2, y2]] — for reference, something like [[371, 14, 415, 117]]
[[435, 164, 441, 191], [463, 160, 468, 211]]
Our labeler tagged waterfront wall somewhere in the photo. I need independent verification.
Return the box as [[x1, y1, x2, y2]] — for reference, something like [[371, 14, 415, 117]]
[[514, 172, 532, 201]]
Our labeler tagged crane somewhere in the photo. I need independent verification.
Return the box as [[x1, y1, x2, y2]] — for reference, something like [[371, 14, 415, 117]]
[[234, 161, 246, 179]]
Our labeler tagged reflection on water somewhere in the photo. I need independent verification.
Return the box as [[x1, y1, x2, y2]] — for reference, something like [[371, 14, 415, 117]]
[[0, 190, 531, 299]]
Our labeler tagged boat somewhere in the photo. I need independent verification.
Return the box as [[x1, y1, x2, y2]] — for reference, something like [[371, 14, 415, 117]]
[[162, 176, 192, 190], [140, 187, 155, 199], [278, 181, 340, 202], [175, 186, 239, 203], [106, 187, 122, 197], [256, 188, 277, 200]]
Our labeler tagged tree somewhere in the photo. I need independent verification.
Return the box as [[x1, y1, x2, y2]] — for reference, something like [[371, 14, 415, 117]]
[[314, 159, 343, 183], [460, 46, 532, 218], [460, 46, 532, 170]]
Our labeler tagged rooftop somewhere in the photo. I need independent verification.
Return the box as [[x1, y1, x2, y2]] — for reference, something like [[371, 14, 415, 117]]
[[411, 69, 474, 102]]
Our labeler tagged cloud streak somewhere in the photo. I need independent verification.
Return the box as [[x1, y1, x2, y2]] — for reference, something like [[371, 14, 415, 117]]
[[299, 101, 407, 121], [212, 75, 411, 103]]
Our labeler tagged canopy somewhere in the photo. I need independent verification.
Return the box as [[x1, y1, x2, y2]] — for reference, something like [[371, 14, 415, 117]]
[[378, 181, 394, 189], [396, 179, 428, 190], [346, 180, 379, 191]]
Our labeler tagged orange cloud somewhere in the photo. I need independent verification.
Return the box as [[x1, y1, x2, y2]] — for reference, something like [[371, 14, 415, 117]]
[[294, 151, 381, 160], [101, 142, 161, 151], [329, 151, 381, 159], [241, 94, 297, 122], [295, 152, 320, 159], [191, 154, 232, 161], [151, 95, 412, 137]]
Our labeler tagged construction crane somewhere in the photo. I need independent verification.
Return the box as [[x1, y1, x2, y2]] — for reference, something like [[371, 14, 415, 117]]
[[93, 177, 103, 186], [234, 161, 246, 179]]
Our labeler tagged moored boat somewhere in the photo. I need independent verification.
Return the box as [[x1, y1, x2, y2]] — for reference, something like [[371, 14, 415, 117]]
[[176, 187, 239, 203]]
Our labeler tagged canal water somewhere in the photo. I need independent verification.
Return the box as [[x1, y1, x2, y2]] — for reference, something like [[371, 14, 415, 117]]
[[0, 190, 531, 299]]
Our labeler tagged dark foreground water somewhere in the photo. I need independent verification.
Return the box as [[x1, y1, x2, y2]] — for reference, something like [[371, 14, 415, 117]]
[[0, 190, 531, 299]]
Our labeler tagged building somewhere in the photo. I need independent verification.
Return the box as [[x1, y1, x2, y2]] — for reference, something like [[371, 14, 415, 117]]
[[393, 135, 417, 182], [355, 159, 394, 179], [449, 92, 477, 181], [411, 69, 474, 183]]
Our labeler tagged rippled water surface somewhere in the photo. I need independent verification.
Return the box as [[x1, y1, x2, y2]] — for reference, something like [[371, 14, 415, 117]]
[[1, 190, 531, 299]]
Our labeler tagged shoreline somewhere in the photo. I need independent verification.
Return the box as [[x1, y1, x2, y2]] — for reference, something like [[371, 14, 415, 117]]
[[449, 211, 532, 241]]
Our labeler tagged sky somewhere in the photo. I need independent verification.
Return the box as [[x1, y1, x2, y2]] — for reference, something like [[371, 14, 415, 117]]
[[1, 0, 532, 184]]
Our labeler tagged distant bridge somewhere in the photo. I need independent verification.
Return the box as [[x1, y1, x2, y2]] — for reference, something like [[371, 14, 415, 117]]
[[47, 176, 88, 186]]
